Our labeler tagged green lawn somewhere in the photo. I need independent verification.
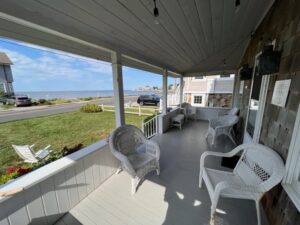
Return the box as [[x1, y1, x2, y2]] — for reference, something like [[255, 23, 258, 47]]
[[0, 111, 148, 173]]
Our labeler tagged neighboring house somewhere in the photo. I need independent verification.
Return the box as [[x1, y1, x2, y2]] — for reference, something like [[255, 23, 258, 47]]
[[0, 52, 14, 95], [183, 74, 234, 107]]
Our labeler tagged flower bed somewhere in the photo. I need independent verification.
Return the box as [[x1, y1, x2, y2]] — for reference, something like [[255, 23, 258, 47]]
[[0, 143, 83, 185]]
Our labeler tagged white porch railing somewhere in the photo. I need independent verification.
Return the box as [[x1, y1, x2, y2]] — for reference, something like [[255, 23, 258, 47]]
[[142, 115, 158, 139]]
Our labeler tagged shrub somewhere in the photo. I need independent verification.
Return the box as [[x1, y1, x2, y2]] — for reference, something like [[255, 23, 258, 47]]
[[80, 103, 102, 113], [78, 97, 94, 101], [50, 98, 72, 104], [62, 143, 83, 156]]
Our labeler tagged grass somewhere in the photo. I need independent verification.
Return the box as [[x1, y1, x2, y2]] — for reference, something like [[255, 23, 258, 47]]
[[0, 104, 15, 110], [0, 111, 148, 174]]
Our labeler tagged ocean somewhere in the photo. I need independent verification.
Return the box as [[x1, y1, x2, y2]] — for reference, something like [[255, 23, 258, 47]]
[[15, 90, 160, 100]]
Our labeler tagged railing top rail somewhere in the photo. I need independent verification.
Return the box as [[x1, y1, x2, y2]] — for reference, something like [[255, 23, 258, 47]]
[[0, 140, 107, 203]]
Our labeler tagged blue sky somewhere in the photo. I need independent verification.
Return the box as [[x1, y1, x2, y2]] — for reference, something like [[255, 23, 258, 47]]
[[0, 38, 176, 91]]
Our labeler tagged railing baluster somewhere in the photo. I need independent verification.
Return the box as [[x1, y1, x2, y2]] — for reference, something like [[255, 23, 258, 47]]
[[143, 115, 158, 139]]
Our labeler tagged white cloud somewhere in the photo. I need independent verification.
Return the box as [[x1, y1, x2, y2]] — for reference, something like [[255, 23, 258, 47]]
[[0, 45, 112, 83]]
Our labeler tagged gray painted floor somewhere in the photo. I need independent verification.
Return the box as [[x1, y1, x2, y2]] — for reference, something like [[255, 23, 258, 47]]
[[56, 121, 268, 225]]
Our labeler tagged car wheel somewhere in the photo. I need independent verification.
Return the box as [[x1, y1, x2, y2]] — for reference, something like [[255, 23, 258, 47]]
[[140, 101, 144, 106], [156, 102, 159, 106]]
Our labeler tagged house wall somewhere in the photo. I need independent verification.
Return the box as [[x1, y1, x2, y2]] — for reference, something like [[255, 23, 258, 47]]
[[0, 64, 14, 94], [239, 0, 300, 224]]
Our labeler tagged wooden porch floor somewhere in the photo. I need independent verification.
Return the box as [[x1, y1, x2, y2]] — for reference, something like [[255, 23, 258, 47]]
[[56, 121, 267, 225]]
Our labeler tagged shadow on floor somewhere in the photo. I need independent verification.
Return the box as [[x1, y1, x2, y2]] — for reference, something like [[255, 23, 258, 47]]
[[147, 120, 267, 225]]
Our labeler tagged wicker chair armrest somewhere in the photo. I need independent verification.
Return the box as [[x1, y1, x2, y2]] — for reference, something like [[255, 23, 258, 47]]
[[215, 124, 234, 130], [200, 145, 246, 170], [146, 140, 160, 161], [217, 111, 227, 117], [111, 150, 136, 176]]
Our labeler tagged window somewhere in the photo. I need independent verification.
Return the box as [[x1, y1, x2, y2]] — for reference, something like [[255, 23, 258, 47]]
[[194, 95, 202, 104], [194, 75, 204, 79], [282, 103, 300, 212], [220, 74, 230, 78]]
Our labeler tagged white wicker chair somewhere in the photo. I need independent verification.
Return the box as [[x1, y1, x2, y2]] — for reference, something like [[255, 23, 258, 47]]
[[218, 107, 239, 117], [199, 143, 285, 225], [206, 115, 239, 145], [180, 102, 196, 120], [109, 125, 160, 194], [12, 144, 51, 163]]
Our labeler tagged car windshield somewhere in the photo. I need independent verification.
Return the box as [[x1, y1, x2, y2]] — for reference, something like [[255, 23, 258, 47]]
[[16, 97, 29, 100]]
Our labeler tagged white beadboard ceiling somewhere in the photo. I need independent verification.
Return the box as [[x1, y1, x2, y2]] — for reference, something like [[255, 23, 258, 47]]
[[0, 0, 275, 76]]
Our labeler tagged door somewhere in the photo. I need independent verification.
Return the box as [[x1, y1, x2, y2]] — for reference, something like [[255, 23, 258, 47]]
[[244, 53, 270, 143]]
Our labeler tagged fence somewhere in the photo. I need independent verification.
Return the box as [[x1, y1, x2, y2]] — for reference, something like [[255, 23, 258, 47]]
[[101, 104, 158, 116]]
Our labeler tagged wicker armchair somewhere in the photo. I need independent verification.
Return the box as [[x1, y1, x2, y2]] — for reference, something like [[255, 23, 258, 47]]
[[199, 143, 285, 225], [206, 115, 239, 145], [218, 107, 239, 117], [109, 125, 160, 194], [180, 102, 196, 120]]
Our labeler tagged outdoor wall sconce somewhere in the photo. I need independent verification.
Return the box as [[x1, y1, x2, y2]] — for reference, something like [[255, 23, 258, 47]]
[[258, 45, 281, 76], [240, 64, 253, 80]]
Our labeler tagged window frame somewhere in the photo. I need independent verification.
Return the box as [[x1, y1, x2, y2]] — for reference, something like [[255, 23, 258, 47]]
[[191, 94, 205, 107], [282, 103, 300, 212], [193, 75, 204, 80]]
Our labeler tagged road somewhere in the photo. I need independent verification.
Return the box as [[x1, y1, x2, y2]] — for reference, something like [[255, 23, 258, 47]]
[[0, 96, 138, 123]]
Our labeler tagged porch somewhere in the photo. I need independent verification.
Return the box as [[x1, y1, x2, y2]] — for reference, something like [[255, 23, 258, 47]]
[[55, 121, 266, 225]]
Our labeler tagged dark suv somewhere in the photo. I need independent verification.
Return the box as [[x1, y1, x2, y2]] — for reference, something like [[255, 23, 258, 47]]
[[137, 94, 160, 106], [1, 95, 32, 107]]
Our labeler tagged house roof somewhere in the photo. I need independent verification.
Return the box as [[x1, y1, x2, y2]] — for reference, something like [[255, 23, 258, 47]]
[[0, 1, 275, 75], [0, 52, 12, 65]]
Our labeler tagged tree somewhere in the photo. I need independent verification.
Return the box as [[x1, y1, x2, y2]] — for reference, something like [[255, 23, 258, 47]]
[[168, 84, 173, 90]]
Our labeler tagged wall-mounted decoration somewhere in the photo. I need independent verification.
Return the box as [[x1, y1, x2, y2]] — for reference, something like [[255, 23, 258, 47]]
[[271, 79, 291, 107], [258, 45, 281, 76]]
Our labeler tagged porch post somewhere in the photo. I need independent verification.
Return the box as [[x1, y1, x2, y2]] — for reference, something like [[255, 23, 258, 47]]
[[179, 75, 184, 106], [232, 70, 241, 108], [162, 69, 168, 115], [111, 52, 125, 127]]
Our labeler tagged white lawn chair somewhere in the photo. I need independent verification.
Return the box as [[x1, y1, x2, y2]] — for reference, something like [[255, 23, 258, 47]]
[[12, 144, 51, 163], [109, 125, 160, 194], [206, 115, 239, 145], [199, 143, 285, 225]]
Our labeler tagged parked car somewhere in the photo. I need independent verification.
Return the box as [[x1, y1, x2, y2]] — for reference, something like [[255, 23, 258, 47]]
[[137, 94, 160, 106], [2, 95, 32, 107]]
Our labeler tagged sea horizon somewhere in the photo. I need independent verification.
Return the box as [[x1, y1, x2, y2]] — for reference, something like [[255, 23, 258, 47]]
[[15, 90, 160, 100]]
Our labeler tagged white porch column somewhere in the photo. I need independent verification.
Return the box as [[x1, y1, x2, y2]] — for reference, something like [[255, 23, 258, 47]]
[[232, 70, 241, 108], [111, 52, 125, 127], [162, 69, 168, 115], [179, 76, 184, 106]]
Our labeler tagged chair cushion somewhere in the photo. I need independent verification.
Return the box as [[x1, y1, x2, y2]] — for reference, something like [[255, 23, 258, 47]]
[[128, 153, 156, 171]]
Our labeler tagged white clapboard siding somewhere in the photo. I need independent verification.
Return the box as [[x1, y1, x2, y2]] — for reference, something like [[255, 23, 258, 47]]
[[0, 142, 119, 225], [24, 185, 47, 225]]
